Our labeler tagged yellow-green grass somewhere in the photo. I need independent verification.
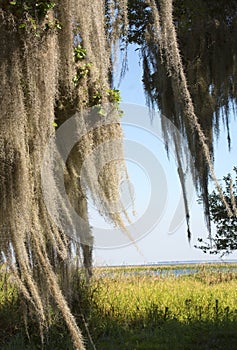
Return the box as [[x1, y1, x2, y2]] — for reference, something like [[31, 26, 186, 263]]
[[1, 264, 237, 349], [89, 266, 237, 349], [91, 271, 237, 324]]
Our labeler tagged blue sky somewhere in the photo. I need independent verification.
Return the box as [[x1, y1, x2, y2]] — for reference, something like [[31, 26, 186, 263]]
[[92, 45, 237, 266]]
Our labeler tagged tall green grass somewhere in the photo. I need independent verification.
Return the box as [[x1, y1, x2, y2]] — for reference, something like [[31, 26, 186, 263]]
[[88, 266, 237, 349], [1, 264, 237, 349]]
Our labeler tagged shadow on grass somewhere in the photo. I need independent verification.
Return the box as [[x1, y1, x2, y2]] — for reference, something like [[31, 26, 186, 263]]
[[2, 317, 237, 350], [0, 300, 237, 350], [2, 270, 237, 350], [92, 318, 237, 350]]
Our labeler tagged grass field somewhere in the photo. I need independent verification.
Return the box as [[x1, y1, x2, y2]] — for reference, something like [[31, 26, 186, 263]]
[[1, 264, 237, 349]]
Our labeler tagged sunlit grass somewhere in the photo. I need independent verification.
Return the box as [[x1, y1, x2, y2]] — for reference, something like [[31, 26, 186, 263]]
[[1, 264, 237, 349], [91, 266, 237, 324], [88, 265, 237, 349]]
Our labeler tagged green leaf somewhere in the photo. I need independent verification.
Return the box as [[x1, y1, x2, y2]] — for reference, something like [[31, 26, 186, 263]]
[[55, 23, 62, 30], [74, 45, 87, 60], [98, 107, 106, 117]]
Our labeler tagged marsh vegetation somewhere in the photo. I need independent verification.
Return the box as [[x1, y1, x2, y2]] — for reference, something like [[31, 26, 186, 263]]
[[1, 263, 237, 349]]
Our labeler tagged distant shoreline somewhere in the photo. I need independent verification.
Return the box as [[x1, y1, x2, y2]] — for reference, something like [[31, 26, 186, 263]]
[[95, 259, 237, 269]]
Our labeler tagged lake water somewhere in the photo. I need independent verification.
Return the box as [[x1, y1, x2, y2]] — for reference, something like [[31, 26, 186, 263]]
[[98, 260, 237, 278]]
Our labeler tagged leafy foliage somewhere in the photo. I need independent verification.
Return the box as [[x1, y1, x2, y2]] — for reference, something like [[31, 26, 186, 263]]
[[1, 1, 56, 19], [1, 1, 60, 32], [74, 45, 87, 61], [197, 167, 237, 256]]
